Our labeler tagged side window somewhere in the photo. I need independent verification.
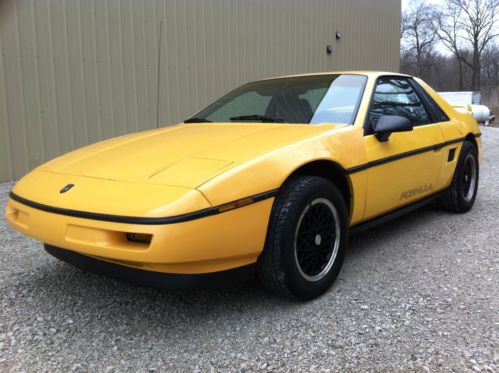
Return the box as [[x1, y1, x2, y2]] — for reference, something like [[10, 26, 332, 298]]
[[367, 78, 431, 133], [411, 80, 450, 123]]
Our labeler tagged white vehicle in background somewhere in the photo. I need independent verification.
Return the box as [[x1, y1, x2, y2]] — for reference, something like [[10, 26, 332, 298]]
[[439, 91, 495, 125]]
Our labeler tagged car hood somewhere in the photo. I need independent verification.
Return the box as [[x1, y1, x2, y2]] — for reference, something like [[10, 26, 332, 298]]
[[40, 123, 345, 189]]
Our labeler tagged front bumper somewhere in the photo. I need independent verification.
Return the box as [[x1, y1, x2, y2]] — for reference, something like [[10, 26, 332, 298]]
[[45, 244, 256, 288], [6, 195, 274, 274]]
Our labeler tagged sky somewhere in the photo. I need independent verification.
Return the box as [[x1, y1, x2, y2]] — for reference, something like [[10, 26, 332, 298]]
[[401, 0, 444, 10], [401, 0, 451, 54]]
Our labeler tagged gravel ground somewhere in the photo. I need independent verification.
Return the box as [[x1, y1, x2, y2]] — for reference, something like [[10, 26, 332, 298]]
[[1, 127, 498, 372]]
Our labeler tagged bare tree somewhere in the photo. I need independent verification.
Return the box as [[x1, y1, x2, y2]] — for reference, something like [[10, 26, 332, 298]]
[[482, 44, 499, 86], [401, 1, 439, 76], [435, 6, 467, 89], [436, 0, 499, 90]]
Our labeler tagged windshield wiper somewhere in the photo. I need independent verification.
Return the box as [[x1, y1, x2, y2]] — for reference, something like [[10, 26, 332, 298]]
[[184, 117, 212, 123], [230, 115, 285, 123]]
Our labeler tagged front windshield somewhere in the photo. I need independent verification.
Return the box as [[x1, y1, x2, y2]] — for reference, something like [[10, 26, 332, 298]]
[[188, 74, 367, 125]]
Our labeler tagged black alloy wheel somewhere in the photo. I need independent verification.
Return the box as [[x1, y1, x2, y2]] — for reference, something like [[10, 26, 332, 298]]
[[257, 176, 348, 300], [440, 140, 479, 213]]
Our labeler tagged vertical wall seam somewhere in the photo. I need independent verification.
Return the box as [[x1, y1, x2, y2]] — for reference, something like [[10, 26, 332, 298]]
[[77, 0, 89, 144], [12, 1, 29, 175], [129, 0, 140, 132], [46, 1, 61, 156], [91, 0, 103, 140], [117, 0, 127, 134], [0, 25, 14, 180], [28, 0, 45, 165], [62, 0, 75, 150], [104, 0, 115, 135], [156, 20, 163, 128], [140, 0, 151, 128]]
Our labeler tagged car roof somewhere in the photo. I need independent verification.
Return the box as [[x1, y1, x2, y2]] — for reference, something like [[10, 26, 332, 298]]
[[254, 71, 412, 82]]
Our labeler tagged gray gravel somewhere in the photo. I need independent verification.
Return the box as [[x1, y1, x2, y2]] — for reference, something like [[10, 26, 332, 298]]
[[1, 127, 498, 372]]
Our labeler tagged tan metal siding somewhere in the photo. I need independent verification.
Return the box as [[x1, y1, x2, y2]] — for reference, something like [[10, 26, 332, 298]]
[[0, 0, 400, 182]]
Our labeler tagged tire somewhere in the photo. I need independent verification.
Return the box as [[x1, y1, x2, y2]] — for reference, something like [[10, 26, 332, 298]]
[[440, 141, 479, 213], [257, 176, 348, 300]]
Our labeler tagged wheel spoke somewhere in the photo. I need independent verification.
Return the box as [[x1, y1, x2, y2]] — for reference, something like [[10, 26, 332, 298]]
[[298, 227, 317, 237]]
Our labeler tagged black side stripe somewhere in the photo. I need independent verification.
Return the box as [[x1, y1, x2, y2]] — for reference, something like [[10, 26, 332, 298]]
[[346, 135, 479, 174], [9, 189, 279, 225]]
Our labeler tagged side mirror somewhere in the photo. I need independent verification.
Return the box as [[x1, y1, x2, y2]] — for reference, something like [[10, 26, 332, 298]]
[[374, 115, 413, 142]]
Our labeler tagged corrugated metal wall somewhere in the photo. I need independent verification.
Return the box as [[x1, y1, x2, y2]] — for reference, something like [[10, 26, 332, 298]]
[[0, 0, 401, 182]]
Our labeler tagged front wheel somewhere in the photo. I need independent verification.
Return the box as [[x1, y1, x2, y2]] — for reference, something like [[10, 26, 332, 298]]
[[440, 140, 479, 213], [257, 176, 348, 300]]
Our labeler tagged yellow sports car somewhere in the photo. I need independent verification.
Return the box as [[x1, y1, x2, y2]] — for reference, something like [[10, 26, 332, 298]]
[[6, 72, 481, 300]]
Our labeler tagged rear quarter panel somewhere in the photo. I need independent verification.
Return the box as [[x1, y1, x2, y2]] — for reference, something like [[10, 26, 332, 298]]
[[416, 78, 482, 191]]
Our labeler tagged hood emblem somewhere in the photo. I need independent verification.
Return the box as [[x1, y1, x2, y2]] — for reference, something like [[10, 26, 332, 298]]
[[59, 184, 75, 194]]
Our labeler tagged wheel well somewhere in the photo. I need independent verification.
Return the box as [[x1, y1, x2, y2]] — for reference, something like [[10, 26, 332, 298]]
[[465, 133, 477, 149], [283, 160, 352, 215]]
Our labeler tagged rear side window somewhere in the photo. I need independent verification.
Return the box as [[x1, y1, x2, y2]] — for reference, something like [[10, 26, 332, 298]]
[[367, 78, 431, 132], [410, 80, 450, 123]]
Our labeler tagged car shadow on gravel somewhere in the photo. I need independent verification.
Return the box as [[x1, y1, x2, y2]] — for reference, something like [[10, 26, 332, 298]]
[[347, 204, 439, 257]]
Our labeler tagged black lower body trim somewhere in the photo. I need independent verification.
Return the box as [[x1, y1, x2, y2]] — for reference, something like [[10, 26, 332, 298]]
[[349, 192, 443, 235], [44, 245, 256, 289]]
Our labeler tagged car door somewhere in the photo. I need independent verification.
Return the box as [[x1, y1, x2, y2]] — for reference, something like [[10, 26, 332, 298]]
[[363, 77, 446, 220]]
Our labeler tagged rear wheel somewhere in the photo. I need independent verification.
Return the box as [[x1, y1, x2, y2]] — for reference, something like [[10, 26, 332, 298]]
[[257, 176, 348, 300], [440, 141, 479, 213]]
